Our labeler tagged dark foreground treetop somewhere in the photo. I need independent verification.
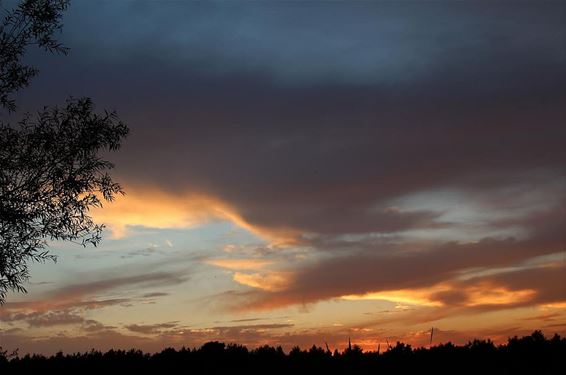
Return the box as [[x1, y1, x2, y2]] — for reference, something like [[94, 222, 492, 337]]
[[1, 331, 564, 374]]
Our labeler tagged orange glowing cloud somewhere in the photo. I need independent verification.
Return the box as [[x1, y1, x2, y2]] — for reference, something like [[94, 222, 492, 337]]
[[90, 187, 222, 238], [206, 258, 274, 271], [341, 288, 445, 307], [91, 186, 299, 242], [540, 302, 566, 309], [233, 272, 291, 292], [206, 257, 292, 292], [463, 284, 536, 307], [340, 281, 536, 309]]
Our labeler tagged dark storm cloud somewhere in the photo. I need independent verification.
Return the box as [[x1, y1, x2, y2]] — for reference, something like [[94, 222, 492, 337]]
[[18, 1, 564, 238], [52, 1, 566, 86], [57, 64, 564, 238]]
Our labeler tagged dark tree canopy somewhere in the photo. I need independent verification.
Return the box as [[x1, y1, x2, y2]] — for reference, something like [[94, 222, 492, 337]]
[[0, 0, 128, 303], [0, 0, 69, 112], [0, 98, 128, 301], [1, 331, 564, 375]]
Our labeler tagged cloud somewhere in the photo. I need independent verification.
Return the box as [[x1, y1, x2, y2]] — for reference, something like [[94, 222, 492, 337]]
[[89, 183, 452, 245], [2, 310, 85, 327], [0, 268, 192, 353], [91, 186, 300, 243], [26, 2, 566, 246], [1, 271, 188, 323], [90, 188, 229, 239], [85, 70, 564, 244], [82, 319, 116, 333], [341, 289, 443, 307], [125, 322, 181, 335], [235, 204, 565, 311], [459, 264, 566, 308], [233, 272, 291, 292], [206, 258, 274, 271], [48, 272, 187, 302], [141, 292, 170, 298], [58, 2, 566, 87]]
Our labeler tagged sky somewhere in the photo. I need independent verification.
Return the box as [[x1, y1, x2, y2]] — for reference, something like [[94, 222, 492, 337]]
[[1, 0, 566, 354]]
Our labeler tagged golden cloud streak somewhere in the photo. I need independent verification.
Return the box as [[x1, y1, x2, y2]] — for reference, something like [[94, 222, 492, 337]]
[[341, 289, 443, 307], [540, 301, 566, 309], [206, 258, 274, 271], [91, 186, 299, 243], [341, 283, 536, 308], [233, 272, 291, 292], [464, 285, 536, 307]]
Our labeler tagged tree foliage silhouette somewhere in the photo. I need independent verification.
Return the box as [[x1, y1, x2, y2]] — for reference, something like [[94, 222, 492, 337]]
[[0, 0, 128, 303], [0, 0, 69, 112], [0, 331, 563, 375]]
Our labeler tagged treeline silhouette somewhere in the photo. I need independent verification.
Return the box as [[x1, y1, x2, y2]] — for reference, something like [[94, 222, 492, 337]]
[[1, 331, 564, 374]]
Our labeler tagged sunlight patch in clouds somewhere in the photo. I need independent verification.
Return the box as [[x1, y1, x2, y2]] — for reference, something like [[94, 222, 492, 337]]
[[233, 272, 291, 292], [91, 186, 297, 243], [539, 302, 566, 310], [340, 282, 536, 308], [464, 284, 536, 307], [91, 187, 221, 238], [341, 289, 443, 307], [207, 258, 274, 271]]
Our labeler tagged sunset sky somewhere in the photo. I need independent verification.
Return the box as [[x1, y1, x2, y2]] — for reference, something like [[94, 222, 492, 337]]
[[1, 1, 565, 354]]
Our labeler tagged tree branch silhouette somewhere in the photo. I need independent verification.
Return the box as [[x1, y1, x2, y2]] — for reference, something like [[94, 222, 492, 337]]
[[0, 1, 128, 303]]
